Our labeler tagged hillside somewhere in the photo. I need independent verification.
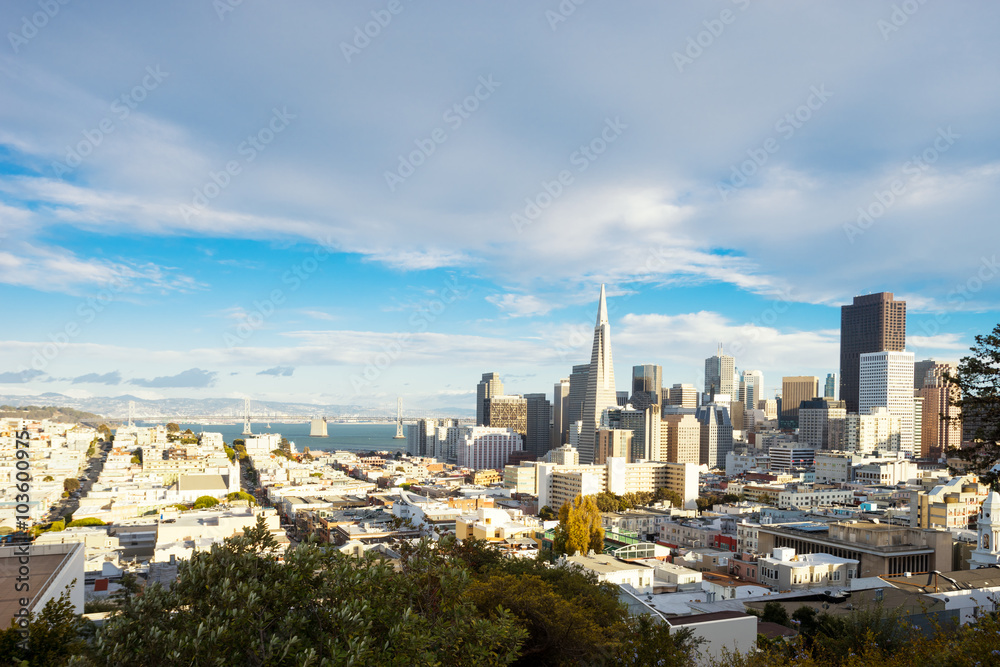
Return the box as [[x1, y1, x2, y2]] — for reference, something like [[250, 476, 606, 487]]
[[0, 404, 105, 422]]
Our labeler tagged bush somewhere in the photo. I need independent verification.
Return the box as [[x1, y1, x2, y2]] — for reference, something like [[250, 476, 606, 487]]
[[192, 496, 219, 510], [67, 518, 105, 527]]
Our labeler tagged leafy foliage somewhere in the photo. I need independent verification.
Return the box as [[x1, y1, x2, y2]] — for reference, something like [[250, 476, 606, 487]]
[[226, 491, 255, 504], [948, 322, 1000, 444], [96, 518, 525, 666], [553, 494, 604, 556], [192, 495, 219, 509], [0, 589, 93, 666], [538, 505, 557, 521], [63, 478, 80, 493], [66, 518, 105, 527]]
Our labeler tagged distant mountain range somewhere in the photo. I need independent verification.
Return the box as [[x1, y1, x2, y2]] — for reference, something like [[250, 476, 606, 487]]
[[0, 393, 474, 421]]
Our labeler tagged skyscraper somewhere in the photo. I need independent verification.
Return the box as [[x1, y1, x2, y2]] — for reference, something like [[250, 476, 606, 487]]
[[567, 364, 590, 437], [631, 364, 663, 407], [918, 368, 963, 458], [840, 292, 906, 413], [579, 285, 618, 465], [739, 370, 764, 411], [824, 373, 837, 399], [704, 344, 735, 398], [667, 383, 698, 408], [483, 395, 527, 442], [552, 378, 570, 447], [780, 376, 820, 428], [860, 350, 915, 455], [476, 372, 503, 426], [524, 393, 552, 458]]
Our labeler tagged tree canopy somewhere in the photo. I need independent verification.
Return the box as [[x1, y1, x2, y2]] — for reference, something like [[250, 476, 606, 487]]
[[553, 494, 604, 557], [949, 322, 1000, 445], [192, 496, 219, 509]]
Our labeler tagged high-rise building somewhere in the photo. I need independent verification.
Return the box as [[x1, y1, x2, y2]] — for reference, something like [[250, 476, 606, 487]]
[[696, 403, 733, 469], [595, 428, 633, 464], [860, 350, 915, 455], [704, 344, 736, 398], [631, 364, 663, 407], [567, 364, 590, 439], [758, 398, 778, 421], [579, 285, 618, 465], [552, 378, 570, 447], [609, 405, 661, 462], [780, 376, 820, 428], [799, 398, 847, 450], [914, 359, 956, 391], [457, 426, 522, 471], [840, 293, 906, 413], [476, 372, 504, 426], [524, 393, 552, 458], [824, 373, 838, 399], [661, 413, 701, 465], [739, 370, 764, 411], [484, 395, 528, 442], [918, 371, 963, 459], [845, 407, 901, 453], [667, 383, 698, 409]]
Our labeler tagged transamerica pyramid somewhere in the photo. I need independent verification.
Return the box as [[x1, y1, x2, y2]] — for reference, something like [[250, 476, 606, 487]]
[[578, 284, 618, 464]]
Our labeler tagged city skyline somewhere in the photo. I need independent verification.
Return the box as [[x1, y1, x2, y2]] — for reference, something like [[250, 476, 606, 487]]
[[1, 3, 998, 410]]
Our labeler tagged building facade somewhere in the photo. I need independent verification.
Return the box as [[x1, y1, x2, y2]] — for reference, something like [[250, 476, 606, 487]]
[[840, 292, 907, 414]]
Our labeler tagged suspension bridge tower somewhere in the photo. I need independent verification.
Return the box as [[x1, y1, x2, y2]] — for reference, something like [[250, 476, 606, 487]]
[[242, 397, 253, 436], [393, 397, 405, 439]]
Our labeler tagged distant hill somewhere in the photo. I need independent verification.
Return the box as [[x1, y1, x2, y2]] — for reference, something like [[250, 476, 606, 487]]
[[0, 394, 474, 421], [0, 404, 105, 422]]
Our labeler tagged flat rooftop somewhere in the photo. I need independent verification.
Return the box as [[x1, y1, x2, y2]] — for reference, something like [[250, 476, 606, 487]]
[[0, 547, 76, 628]]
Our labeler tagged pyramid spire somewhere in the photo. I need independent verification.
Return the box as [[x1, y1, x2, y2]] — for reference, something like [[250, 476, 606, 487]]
[[596, 284, 609, 327]]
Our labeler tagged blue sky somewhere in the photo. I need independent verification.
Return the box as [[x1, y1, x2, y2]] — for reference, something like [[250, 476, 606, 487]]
[[1, 1, 998, 412]]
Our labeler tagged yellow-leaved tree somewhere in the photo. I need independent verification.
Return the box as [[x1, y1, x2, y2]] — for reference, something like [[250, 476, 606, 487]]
[[553, 494, 604, 556]]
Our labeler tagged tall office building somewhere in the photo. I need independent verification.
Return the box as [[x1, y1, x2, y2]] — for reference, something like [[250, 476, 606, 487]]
[[552, 378, 570, 447], [824, 373, 838, 399], [799, 398, 847, 450], [840, 292, 906, 413], [918, 370, 963, 459], [739, 370, 764, 411], [524, 393, 552, 458], [609, 405, 661, 462], [696, 403, 733, 469], [860, 350, 915, 455], [661, 413, 701, 464], [780, 376, 820, 428], [631, 364, 663, 407], [567, 364, 590, 438], [476, 372, 504, 426], [668, 383, 698, 409], [484, 395, 528, 442], [579, 285, 618, 465], [595, 428, 633, 464], [704, 344, 736, 398]]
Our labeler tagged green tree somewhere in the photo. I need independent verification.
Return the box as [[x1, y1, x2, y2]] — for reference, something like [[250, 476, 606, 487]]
[[224, 445, 236, 462], [63, 478, 80, 493], [226, 491, 255, 504], [166, 422, 180, 432], [947, 323, 1000, 457], [192, 495, 219, 509], [655, 487, 684, 508], [695, 495, 721, 512], [0, 589, 94, 666], [43, 475, 55, 482], [66, 518, 105, 527], [760, 601, 789, 626], [538, 505, 557, 521], [595, 491, 624, 512], [553, 495, 604, 556], [721, 493, 740, 504], [95, 518, 525, 666]]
